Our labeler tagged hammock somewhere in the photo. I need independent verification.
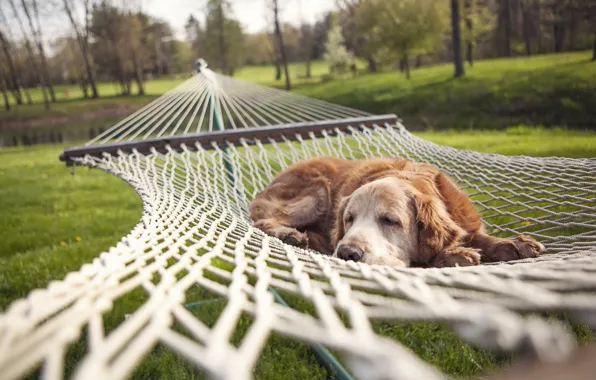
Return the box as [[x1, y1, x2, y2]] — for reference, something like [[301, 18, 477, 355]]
[[1, 64, 596, 380]]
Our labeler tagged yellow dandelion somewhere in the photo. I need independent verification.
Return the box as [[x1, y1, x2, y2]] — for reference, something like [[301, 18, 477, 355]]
[[60, 241, 67, 247], [75, 236, 82, 242], [522, 221, 532, 226]]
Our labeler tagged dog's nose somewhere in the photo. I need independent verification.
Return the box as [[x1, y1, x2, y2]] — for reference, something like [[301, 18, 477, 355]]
[[336, 245, 364, 262]]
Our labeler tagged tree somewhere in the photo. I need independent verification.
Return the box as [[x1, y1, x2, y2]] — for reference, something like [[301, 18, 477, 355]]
[[0, 30, 22, 104], [202, 0, 244, 75], [496, 0, 512, 56], [8, 0, 49, 109], [451, 0, 465, 77], [462, 0, 495, 66], [89, 2, 131, 95], [299, 23, 313, 78], [272, 0, 291, 90], [0, 66, 10, 110], [63, 0, 99, 98], [185, 15, 202, 57], [21, 0, 56, 102], [120, 11, 146, 95], [356, 0, 447, 79], [245, 33, 275, 66], [520, 0, 532, 55], [336, 0, 378, 72], [323, 17, 354, 74], [54, 37, 90, 96]]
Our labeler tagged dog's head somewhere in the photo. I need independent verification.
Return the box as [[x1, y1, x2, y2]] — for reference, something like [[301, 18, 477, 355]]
[[332, 176, 462, 266]]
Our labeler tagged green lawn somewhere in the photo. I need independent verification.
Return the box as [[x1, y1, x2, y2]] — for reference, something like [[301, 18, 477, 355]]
[[0, 77, 190, 123], [1, 128, 595, 379], [2, 52, 595, 132]]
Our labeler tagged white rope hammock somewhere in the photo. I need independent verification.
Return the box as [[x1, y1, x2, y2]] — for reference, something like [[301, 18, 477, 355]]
[[1, 65, 596, 380]]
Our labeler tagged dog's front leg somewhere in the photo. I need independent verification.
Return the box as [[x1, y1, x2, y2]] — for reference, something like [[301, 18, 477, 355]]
[[429, 246, 481, 268], [252, 219, 309, 248]]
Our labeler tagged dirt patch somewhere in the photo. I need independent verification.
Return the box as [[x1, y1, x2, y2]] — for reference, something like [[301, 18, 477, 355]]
[[0, 106, 143, 132]]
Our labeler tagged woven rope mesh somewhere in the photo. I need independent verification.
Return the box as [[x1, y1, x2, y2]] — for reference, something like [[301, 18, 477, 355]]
[[1, 69, 596, 380]]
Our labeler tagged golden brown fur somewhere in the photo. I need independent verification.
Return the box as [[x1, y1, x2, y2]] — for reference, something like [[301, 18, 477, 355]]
[[250, 157, 544, 267]]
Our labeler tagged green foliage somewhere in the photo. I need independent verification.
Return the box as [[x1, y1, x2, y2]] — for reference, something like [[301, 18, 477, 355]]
[[323, 17, 354, 74], [461, 0, 496, 46], [245, 33, 275, 66], [201, 0, 245, 75], [355, 0, 448, 72]]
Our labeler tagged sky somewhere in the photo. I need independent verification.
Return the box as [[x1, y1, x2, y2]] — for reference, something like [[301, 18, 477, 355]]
[[145, 0, 337, 38]]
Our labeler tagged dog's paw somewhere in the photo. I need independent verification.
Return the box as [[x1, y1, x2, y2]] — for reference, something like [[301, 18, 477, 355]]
[[270, 226, 308, 248], [252, 220, 308, 248], [513, 235, 545, 259], [489, 235, 544, 262], [432, 247, 481, 268]]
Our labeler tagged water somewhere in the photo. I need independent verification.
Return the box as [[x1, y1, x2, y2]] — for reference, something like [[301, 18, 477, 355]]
[[0, 126, 107, 148]]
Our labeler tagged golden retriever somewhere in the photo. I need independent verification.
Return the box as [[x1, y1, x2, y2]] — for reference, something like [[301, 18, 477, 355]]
[[249, 157, 544, 267]]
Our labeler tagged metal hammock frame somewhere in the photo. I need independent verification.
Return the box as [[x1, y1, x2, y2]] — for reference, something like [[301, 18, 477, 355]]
[[1, 63, 596, 380]]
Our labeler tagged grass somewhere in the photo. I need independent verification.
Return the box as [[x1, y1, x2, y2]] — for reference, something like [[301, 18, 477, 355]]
[[292, 51, 596, 130], [1, 128, 595, 379], [0, 77, 190, 123], [2, 52, 595, 132]]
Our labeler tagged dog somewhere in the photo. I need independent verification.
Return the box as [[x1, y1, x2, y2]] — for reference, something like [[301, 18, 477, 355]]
[[249, 157, 544, 268]]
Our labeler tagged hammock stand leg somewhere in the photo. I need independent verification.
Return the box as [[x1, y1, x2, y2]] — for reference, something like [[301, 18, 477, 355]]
[[182, 292, 354, 379], [269, 288, 355, 380], [208, 90, 236, 187]]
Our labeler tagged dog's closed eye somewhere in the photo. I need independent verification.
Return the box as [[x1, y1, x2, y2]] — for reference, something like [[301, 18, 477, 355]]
[[344, 213, 354, 225], [380, 215, 401, 227]]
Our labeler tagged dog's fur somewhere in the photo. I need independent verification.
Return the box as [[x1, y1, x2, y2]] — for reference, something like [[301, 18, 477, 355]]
[[250, 157, 544, 267]]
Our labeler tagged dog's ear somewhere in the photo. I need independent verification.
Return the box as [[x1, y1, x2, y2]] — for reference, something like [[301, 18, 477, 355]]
[[331, 195, 351, 246], [414, 190, 466, 263]]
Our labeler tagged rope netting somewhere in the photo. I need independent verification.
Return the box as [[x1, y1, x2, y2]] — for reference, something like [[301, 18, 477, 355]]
[[2, 67, 596, 380]]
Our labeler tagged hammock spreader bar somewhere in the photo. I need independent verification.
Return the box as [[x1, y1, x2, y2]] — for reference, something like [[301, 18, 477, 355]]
[[58, 114, 398, 165]]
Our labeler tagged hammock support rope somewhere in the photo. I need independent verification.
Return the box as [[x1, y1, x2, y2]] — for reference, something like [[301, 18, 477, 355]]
[[1, 64, 596, 380]]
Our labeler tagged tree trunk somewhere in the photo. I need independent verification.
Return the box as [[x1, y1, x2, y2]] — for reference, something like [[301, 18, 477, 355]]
[[79, 77, 88, 99], [217, 0, 228, 74], [134, 61, 145, 96], [367, 55, 377, 72], [273, 0, 291, 90], [504, 0, 512, 57], [306, 57, 311, 78], [520, 0, 532, 55], [0, 69, 10, 111], [451, 0, 465, 78], [21, 0, 55, 102], [22, 0, 56, 102], [63, 0, 99, 98], [8, 0, 49, 109], [22, 87, 32, 104], [0, 31, 22, 105], [497, 0, 512, 57], [130, 40, 145, 96], [274, 56, 281, 80], [403, 55, 410, 80], [37, 46, 56, 102], [593, 30, 596, 61], [553, 22, 565, 53], [464, 0, 473, 66], [155, 30, 164, 77], [415, 55, 422, 68]]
